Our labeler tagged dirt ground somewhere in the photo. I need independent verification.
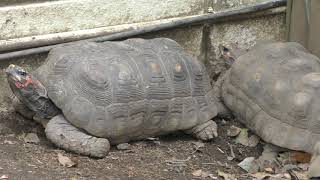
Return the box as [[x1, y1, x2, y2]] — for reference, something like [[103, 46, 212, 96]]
[[0, 109, 263, 180]]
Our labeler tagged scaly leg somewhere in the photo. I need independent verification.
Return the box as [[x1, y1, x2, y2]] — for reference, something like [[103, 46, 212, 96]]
[[45, 115, 110, 158]]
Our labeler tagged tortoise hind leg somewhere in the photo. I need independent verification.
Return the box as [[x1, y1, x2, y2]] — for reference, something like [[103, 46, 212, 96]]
[[184, 120, 218, 141], [45, 115, 110, 158]]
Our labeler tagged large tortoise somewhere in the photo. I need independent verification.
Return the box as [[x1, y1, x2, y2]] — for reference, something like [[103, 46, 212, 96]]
[[6, 38, 218, 158], [216, 42, 320, 177]]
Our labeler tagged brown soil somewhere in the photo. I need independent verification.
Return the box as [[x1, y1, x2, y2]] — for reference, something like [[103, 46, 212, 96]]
[[0, 109, 262, 180]]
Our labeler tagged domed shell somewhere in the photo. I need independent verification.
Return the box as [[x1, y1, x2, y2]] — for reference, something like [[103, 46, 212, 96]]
[[34, 38, 217, 144], [222, 42, 320, 153]]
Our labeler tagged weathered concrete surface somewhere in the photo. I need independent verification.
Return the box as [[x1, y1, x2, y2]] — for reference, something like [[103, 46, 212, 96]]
[[0, 0, 205, 39], [141, 26, 205, 59], [206, 14, 286, 81]]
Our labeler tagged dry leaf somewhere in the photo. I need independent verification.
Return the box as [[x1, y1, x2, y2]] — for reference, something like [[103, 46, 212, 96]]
[[250, 172, 291, 180], [289, 152, 311, 163], [235, 129, 249, 146], [237, 157, 255, 172], [192, 169, 215, 179], [264, 167, 273, 173], [217, 170, 236, 180], [57, 153, 76, 168], [24, 133, 40, 144]]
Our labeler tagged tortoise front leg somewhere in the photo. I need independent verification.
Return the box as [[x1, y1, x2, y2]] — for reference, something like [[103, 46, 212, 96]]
[[185, 120, 218, 141], [45, 115, 110, 158]]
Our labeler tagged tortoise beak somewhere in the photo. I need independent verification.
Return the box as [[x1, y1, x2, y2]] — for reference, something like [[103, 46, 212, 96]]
[[5, 64, 14, 74], [5, 64, 21, 82]]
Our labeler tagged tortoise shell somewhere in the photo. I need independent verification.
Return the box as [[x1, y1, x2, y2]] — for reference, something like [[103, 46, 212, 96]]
[[34, 38, 218, 144], [222, 42, 320, 153]]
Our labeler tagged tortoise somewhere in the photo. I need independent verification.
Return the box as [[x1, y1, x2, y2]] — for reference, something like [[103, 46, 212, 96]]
[[215, 42, 320, 177], [6, 38, 218, 158]]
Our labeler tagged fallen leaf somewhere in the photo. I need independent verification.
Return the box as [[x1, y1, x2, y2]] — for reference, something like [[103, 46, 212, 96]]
[[23, 133, 40, 144], [250, 172, 289, 180], [227, 125, 241, 137], [238, 157, 255, 172], [250, 172, 272, 180], [57, 153, 77, 168], [217, 170, 236, 180], [192, 169, 213, 178], [235, 129, 249, 146], [289, 152, 311, 163], [264, 167, 273, 173]]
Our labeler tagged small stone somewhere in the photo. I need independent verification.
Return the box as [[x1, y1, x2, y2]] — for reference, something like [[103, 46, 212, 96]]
[[248, 135, 260, 147], [238, 157, 255, 172], [116, 143, 130, 150], [23, 133, 40, 144], [227, 125, 241, 137]]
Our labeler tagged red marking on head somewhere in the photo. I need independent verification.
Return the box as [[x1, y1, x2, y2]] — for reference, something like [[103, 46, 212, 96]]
[[14, 76, 34, 89], [15, 82, 24, 89]]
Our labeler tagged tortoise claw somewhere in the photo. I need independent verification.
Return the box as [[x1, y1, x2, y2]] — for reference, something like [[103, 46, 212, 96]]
[[185, 120, 218, 141]]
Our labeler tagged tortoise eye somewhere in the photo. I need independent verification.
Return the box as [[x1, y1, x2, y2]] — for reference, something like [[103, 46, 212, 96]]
[[18, 71, 27, 76]]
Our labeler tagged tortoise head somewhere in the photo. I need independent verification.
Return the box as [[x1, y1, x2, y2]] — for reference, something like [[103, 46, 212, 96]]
[[218, 45, 236, 67], [219, 44, 248, 68], [6, 64, 32, 90], [6, 64, 59, 120]]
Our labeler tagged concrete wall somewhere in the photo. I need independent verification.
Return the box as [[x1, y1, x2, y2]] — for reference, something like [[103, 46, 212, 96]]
[[0, 0, 205, 39], [0, 0, 286, 109]]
